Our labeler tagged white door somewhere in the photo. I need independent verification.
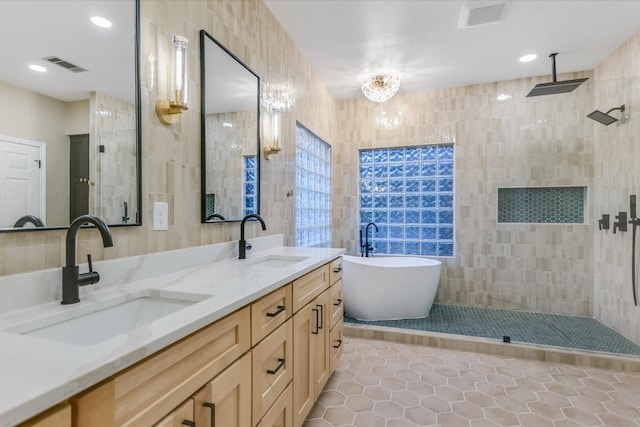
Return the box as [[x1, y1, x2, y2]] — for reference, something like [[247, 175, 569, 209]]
[[0, 136, 45, 228]]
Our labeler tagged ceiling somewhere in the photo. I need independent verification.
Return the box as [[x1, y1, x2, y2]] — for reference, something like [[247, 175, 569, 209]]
[[263, 0, 640, 100]]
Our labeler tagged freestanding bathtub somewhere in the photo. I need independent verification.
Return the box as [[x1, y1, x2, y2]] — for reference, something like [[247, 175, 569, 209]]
[[342, 255, 442, 321]]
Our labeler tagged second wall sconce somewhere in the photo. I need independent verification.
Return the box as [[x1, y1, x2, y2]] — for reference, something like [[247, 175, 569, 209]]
[[263, 109, 281, 160], [156, 35, 189, 125]]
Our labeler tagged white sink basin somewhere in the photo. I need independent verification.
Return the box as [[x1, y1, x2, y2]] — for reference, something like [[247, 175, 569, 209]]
[[249, 255, 309, 268], [9, 289, 211, 346]]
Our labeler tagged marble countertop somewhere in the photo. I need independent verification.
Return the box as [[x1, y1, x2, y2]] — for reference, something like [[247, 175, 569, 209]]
[[0, 237, 344, 426]]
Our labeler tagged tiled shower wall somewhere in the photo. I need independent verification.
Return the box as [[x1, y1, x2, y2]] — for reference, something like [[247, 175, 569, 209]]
[[0, 0, 338, 275], [334, 71, 595, 317], [592, 32, 640, 345]]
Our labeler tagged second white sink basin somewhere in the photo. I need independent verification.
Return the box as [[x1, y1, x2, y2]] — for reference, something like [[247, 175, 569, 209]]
[[249, 255, 309, 268], [9, 289, 211, 346]]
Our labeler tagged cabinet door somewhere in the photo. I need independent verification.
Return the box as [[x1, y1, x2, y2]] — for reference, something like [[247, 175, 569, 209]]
[[153, 399, 194, 427], [193, 353, 252, 427], [18, 403, 70, 427], [313, 289, 331, 398], [292, 301, 315, 427]]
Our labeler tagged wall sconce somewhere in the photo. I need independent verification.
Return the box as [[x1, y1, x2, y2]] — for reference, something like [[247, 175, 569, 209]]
[[263, 109, 281, 160], [156, 35, 189, 125]]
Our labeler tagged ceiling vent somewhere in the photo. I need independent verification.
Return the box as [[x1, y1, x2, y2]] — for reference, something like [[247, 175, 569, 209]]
[[459, 1, 506, 27], [42, 56, 87, 73]]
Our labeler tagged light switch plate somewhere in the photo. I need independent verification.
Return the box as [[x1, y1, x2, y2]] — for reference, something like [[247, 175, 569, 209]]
[[153, 202, 168, 230]]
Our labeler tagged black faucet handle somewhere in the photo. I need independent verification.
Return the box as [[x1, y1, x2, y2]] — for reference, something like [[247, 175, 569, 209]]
[[87, 254, 93, 273]]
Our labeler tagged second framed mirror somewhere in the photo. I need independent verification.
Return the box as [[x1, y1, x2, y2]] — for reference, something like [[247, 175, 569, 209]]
[[200, 30, 260, 223]]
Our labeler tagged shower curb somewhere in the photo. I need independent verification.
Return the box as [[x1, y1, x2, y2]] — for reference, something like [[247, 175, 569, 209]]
[[345, 323, 640, 373]]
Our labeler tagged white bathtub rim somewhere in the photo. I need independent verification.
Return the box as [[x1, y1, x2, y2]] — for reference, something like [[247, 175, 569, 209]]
[[343, 254, 441, 268]]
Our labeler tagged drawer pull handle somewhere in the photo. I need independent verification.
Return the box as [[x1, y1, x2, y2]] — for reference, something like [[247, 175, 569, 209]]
[[333, 298, 343, 306], [266, 305, 286, 317], [267, 358, 286, 375], [316, 304, 324, 329], [333, 339, 343, 349], [181, 421, 196, 427], [312, 308, 319, 334], [203, 402, 216, 427], [333, 266, 342, 273]]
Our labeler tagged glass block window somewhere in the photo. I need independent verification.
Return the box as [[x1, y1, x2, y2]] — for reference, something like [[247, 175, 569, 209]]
[[359, 144, 454, 257], [243, 155, 257, 216], [295, 123, 331, 248], [498, 186, 586, 223]]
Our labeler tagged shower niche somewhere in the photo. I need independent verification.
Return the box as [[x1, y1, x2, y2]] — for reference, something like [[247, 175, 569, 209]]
[[497, 186, 586, 224]]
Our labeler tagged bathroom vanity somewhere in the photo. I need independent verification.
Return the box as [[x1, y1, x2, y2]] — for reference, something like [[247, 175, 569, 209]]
[[0, 235, 344, 427]]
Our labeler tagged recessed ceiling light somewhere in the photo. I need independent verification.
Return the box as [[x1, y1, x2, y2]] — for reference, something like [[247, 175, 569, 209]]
[[29, 65, 47, 72], [91, 16, 112, 28], [519, 54, 537, 63]]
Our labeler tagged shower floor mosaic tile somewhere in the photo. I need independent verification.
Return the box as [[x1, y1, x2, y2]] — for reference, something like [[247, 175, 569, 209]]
[[344, 304, 640, 357], [304, 337, 640, 427]]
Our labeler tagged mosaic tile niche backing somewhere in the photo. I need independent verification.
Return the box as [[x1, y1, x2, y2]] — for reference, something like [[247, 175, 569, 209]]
[[497, 186, 586, 223]]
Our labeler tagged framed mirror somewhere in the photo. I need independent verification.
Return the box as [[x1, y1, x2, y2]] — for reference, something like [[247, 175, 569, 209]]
[[200, 30, 260, 223], [0, 0, 141, 231]]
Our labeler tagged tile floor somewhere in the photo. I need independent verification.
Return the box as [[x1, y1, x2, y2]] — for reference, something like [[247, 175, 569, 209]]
[[304, 337, 640, 427]]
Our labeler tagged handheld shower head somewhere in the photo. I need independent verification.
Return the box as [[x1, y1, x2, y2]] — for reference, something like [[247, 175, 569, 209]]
[[587, 104, 625, 126]]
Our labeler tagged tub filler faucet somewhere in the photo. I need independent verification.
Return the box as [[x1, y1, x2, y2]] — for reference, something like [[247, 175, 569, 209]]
[[360, 222, 378, 257], [61, 215, 113, 304]]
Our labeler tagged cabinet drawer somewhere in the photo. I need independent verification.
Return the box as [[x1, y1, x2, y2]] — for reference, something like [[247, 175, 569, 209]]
[[329, 318, 344, 373], [329, 257, 343, 285], [256, 383, 293, 427], [73, 307, 251, 427], [252, 319, 293, 425], [292, 264, 329, 313], [251, 284, 292, 346], [329, 279, 343, 329]]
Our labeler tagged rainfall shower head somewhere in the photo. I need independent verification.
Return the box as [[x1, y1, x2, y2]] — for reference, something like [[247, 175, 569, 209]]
[[526, 53, 588, 97], [587, 104, 625, 126]]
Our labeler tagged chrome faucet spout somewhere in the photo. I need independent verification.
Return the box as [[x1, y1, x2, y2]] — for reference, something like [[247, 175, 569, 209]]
[[239, 214, 267, 259], [62, 215, 114, 304]]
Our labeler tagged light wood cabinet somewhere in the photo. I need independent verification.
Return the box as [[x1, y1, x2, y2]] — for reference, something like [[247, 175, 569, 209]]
[[28, 257, 343, 427], [292, 265, 329, 313], [193, 353, 252, 427], [329, 279, 343, 329], [251, 284, 292, 346], [292, 288, 330, 427], [18, 403, 70, 427], [153, 399, 194, 427], [252, 319, 293, 425], [329, 318, 344, 373], [256, 383, 293, 427], [72, 307, 250, 427]]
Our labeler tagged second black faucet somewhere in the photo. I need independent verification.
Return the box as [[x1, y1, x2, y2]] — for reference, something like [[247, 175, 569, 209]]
[[239, 214, 266, 259]]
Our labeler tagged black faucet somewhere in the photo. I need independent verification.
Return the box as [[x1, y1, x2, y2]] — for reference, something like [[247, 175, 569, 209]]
[[13, 215, 45, 228], [239, 214, 266, 259], [363, 222, 378, 257], [61, 215, 114, 304]]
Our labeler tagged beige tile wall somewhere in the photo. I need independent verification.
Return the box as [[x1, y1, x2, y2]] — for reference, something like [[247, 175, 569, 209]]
[[592, 32, 640, 345]]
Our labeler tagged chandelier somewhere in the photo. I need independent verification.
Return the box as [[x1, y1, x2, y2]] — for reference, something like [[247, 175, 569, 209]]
[[361, 73, 400, 103]]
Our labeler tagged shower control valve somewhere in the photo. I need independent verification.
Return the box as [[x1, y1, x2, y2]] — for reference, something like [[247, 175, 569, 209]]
[[598, 214, 610, 231], [613, 211, 628, 233]]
